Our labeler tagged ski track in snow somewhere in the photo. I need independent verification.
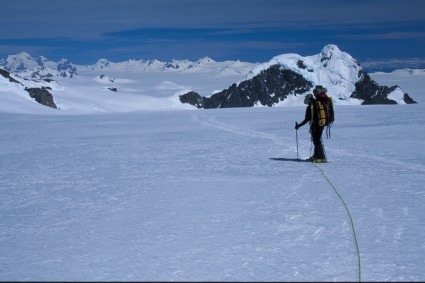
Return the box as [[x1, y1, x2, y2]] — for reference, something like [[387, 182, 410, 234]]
[[190, 105, 425, 282], [192, 110, 362, 279], [0, 110, 362, 281], [332, 146, 425, 174], [193, 111, 425, 175], [192, 114, 292, 145], [1, 106, 425, 281]]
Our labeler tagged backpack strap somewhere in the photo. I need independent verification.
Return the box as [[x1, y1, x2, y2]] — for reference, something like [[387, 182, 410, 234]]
[[309, 103, 314, 126], [326, 123, 331, 139]]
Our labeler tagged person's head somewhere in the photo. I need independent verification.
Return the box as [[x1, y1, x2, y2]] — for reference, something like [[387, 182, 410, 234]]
[[313, 85, 327, 97], [304, 93, 314, 104]]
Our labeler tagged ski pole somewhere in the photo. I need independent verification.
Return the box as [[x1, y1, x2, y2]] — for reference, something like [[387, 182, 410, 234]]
[[295, 122, 299, 160]]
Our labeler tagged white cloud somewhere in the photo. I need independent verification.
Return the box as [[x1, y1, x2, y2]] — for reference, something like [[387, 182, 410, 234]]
[[361, 58, 425, 70]]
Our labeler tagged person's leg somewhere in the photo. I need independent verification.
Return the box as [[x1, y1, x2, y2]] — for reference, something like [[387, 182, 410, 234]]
[[312, 125, 325, 160]]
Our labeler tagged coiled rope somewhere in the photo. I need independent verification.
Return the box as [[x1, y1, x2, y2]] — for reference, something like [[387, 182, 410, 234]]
[[312, 162, 362, 282]]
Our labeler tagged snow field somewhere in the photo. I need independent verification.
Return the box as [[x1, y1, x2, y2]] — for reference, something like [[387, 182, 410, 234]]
[[1, 100, 425, 281]]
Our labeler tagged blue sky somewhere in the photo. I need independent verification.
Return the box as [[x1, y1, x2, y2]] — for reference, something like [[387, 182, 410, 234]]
[[1, 0, 425, 71]]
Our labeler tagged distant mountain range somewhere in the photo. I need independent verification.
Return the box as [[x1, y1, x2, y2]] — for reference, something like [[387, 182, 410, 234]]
[[0, 52, 254, 79], [0, 45, 419, 112], [180, 45, 417, 108]]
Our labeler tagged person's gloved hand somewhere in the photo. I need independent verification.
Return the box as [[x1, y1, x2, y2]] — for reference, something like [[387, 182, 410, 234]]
[[295, 122, 299, 130]]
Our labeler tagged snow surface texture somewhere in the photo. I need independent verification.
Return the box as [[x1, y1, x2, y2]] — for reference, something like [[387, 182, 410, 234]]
[[1, 59, 425, 280]]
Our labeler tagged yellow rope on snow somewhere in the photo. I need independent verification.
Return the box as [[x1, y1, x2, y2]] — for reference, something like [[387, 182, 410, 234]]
[[312, 162, 362, 282]]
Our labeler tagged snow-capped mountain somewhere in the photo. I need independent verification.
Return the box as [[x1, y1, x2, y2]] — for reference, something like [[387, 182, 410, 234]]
[[0, 52, 77, 78], [0, 45, 420, 113], [80, 57, 255, 75], [0, 52, 41, 72], [179, 45, 417, 109], [87, 58, 197, 72], [0, 53, 253, 76]]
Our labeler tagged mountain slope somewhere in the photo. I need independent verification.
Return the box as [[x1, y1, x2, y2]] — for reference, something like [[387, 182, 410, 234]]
[[0, 69, 57, 110], [179, 45, 417, 108]]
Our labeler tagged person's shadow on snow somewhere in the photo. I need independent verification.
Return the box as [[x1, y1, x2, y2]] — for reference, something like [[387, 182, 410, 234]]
[[269, 158, 308, 162]]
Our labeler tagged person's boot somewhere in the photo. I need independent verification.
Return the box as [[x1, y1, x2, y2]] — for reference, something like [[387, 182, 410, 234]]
[[313, 144, 327, 162], [312, 158, 327, 163]]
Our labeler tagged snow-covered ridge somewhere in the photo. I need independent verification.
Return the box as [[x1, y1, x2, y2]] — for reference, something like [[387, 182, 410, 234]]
[[242, 44, 363, 102], [0, 53, 255, 77], [0, 45, 421, 114], [0, 52, 77, 78], [179, 44, 417, 108]]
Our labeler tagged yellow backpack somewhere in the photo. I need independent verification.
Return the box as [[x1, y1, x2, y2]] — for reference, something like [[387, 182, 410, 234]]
[[311, 96, 334, 127]]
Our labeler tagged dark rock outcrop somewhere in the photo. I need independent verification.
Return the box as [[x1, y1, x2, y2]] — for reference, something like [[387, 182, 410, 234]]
[[25, 87, 57, 109], [403, 93, 417, 104], [180, 65, 313, 109], [0, 69, 21, 84], [179, 91, 204, 108], [1, 67, 58, 109], [352, 71, 417, 104]]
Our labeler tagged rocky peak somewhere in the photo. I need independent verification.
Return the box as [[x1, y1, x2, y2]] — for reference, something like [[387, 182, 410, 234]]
[[179, 45, 417, 109]]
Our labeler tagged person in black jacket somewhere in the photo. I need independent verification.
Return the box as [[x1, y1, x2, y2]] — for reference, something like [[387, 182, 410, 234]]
[[295, 86, 329, 162]]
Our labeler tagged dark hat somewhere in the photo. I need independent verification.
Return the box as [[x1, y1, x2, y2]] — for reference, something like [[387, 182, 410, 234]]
[[313, 85, 327, 96]]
